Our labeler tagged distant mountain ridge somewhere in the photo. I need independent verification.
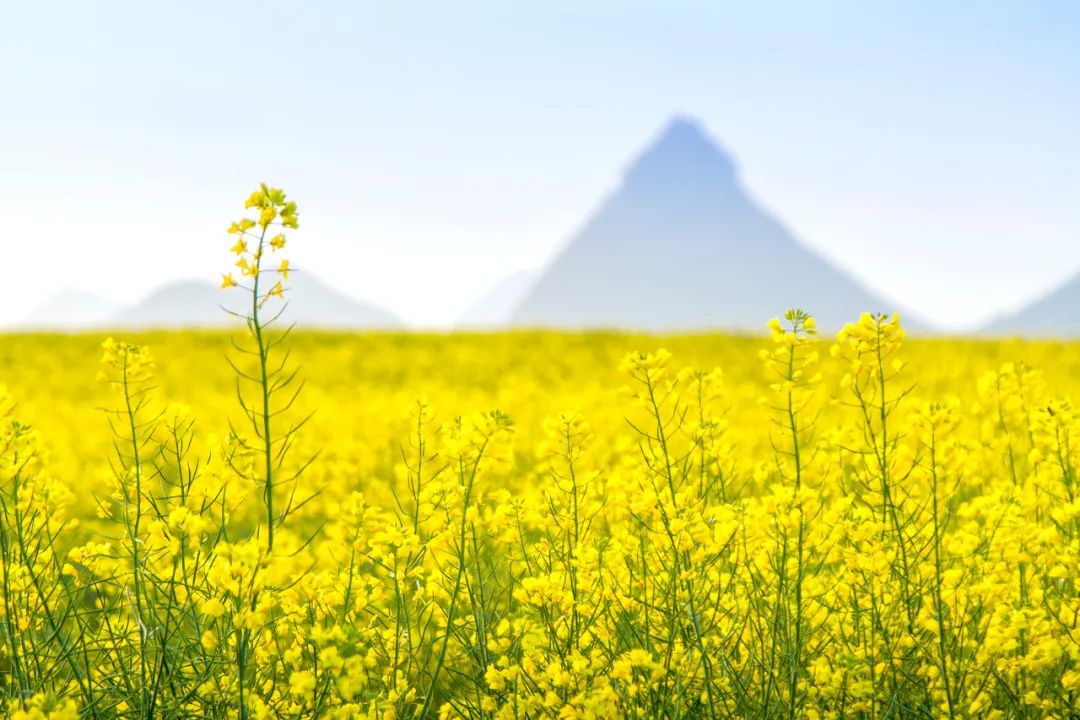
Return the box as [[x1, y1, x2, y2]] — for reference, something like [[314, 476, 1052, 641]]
[[510, 116, 920, 332], [19, 290, 119, 330], [17, 274, 399, 330], [112, 273, 399, 329]]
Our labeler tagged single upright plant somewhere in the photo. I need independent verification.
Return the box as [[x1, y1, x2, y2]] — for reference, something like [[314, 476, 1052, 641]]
[[221, 184, 307, 718], [222, 183, 301, 554], [759, 308, 820, 719]]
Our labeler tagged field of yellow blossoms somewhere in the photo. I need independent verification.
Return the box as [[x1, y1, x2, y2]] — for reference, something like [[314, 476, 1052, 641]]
[[2, 187, 1080, 719]]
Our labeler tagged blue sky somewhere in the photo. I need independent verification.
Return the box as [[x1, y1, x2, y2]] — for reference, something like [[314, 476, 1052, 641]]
[[3, 1, 1078, 329]]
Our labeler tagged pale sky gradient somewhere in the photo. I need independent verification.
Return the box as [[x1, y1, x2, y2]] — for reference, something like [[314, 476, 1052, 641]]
[[3, 1, 1079, 330]]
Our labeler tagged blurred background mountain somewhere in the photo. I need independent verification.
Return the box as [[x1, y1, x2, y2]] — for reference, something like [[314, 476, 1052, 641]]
[[11, 115, 1076, 337], [508, 117, 918, 332]]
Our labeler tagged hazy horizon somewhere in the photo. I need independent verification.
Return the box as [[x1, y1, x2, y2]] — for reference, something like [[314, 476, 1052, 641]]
[[5, 2, 1079, 330]]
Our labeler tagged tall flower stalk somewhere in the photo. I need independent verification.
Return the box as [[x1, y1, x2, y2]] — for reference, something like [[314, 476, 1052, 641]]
[[222, 183, 299, 554], [221, 184, 303, 718]]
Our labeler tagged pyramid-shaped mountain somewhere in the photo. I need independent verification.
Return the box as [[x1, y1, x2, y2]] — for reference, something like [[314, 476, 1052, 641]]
[[510, 117, 912, 332], [982, 274, 1080, 337]]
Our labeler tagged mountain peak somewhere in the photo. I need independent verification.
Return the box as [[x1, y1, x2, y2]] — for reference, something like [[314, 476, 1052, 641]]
[[623, 115, 737, 188], [659, 115, 710, 141], [511, 115, 916, 331]]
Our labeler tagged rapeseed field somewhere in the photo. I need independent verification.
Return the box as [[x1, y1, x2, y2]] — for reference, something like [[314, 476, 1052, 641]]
[[1, 187, 1078, 718]]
